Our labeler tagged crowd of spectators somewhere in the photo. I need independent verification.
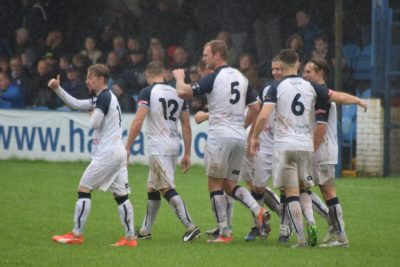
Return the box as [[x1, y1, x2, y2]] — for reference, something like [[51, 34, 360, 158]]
[[0, 0, 375, 112]]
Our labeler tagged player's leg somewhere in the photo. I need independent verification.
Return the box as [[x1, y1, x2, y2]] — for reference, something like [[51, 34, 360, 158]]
[[278, 192, 293, 243], [298, 151, 318, 247], [155, 155, 199, 242], [204, 138, 231, 242], [320, 184, 349, 247], [108, 166, 136, 247], [137, 166, 161, 239], [138, 188, 160, 239], [52, 160, 111, 244], [224, 139, 270, 240]]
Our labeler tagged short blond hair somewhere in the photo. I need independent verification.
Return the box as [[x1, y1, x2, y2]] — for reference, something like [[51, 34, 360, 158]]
[[204, 40, 227, 60]]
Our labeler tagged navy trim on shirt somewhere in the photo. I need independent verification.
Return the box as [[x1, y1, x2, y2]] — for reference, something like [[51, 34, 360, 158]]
[[192, 65, 229, 96], [95, 89, 111, 115]]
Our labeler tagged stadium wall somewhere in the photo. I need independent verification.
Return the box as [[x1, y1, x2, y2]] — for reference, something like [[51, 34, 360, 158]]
[[0, 110, 208, 165], [357, 98, 400, 176]]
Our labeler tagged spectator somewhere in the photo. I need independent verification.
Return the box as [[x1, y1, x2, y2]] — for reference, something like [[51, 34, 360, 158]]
[[0, 56, 10, 73], [61, 65, 88, 100], [44, 29, 66, 60], [217, 0, 252, 55], [71, 53, 90, 76], [106, 51, 124, 81], [26, 59, 56, 109], [112, 82, 136, 112], [0, 71, 24, 109], [252, 0, 283, 74], [327, 53, 357, 96], [216, 31, 239, 67], [80, 36, 103, 65], [107, 0, 139, 37], [147, 36, 163, 58], [311, 34, 330, 60], [295, 9, 321, 57], [239, 53, 261, 92], [13, 28, 37, 68], [43, 52, 59, 78], [170, 46, 190, 69], [58, 55, 70, 84], [150, 46, 166, 66], [188, 65, 201, 83], [9, 55, 31, 94], [112, 35, 127, 63], [286, 33, 306, 65], [127, 36, 141, 52], [120, 48, 147, 95]]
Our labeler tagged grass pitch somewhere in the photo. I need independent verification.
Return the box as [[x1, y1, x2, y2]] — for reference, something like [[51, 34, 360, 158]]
[[0, 159, 399, 267]]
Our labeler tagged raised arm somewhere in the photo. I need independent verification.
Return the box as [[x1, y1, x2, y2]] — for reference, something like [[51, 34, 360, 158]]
[[172, 69, 193, 99], [48, 75, 93, 111], [180, 110, 192, 173]]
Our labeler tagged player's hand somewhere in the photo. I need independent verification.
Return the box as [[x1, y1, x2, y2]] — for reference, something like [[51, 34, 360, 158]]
[[194, 111, 208, 124], [172, 69, 185, 81], [250, 137, 260, 156], [181, 154, 191, 173], [48, 75, 61, 90], [358, 99, 368, 112]]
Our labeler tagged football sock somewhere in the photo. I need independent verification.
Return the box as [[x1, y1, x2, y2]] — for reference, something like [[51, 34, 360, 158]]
[[210, 190, 228, 235], [72, 192, 91, 236], [300, 190, 315, 226], [115, 195, 135, 239], [141, 191, 161, 234], [327, 197, 348, 242], [164, 189, 194, 229], [279, 194, 292, 237], [225, 194, 234, 227], [232, 186, 261, 216], [310, 191, 332, 226], [251, 191, 264, 226], [264, 187, 280, 215], [287, 196, 305, 244]]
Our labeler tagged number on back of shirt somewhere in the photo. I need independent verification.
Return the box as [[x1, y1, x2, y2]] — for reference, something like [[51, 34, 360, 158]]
[[159, 98, 178, 121], [230, 81, 241, 104], [291, 93, 305, 116]]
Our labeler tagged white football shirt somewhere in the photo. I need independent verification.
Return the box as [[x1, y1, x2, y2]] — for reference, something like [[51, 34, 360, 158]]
[[138, 83, 188, 156]]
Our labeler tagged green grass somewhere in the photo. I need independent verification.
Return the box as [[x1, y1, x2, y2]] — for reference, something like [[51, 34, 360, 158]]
[[1, 159, 400, 267]]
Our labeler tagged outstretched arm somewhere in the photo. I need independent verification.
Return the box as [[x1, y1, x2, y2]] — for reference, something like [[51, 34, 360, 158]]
[[48, 75, 93, 111], [173, 69, 193, 99], [330, 91, 368, 111]]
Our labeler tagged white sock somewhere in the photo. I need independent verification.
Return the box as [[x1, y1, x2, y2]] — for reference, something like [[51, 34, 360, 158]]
[[287, 196, 305, 244], [309, 191, 332, 226], [300, 191, 315, 226], [118, 200, 135, 238], [225, 194, 234, 227], [264, 187, 280, 215], [141, 191, 161, 234], [73, 197, 91, 236]]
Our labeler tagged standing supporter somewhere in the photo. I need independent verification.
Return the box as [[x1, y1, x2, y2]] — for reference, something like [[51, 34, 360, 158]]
[[173, 40, 270, 243], [49, 64, 137, 247], [295, 9, 321, 58], [125, 61, 200, 242]]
